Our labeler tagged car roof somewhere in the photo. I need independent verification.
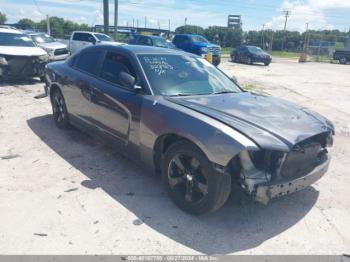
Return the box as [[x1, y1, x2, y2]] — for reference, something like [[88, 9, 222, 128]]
[[0, 27, 23, 34], [85, 44, 191, 56]]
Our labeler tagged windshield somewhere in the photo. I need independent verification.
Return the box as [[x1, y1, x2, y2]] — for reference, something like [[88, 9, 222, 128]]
[[138, 54, 241, 96], [0, 33, 35, 47], [190, 35, 209, 43], [248, 46, 264, 54], [30, 34, 55, 44], [94, 34, 112, 42], [152, 37, 168, 48]]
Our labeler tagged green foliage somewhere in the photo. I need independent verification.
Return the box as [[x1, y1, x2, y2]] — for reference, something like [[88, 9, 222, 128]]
[[0, 12, 7, 24], [204, 26, 243, 47], [17, 16, 90, 39], [175, 25, 205, 35]]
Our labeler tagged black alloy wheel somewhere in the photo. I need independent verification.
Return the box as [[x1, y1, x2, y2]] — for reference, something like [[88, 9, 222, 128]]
[[162, 141, 231, 214], [52, 90, 70, 129], [168, 153, 208, 204]]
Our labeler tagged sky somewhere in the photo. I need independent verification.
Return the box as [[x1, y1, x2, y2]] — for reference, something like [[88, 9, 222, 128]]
[[1, 0, 350, 32]]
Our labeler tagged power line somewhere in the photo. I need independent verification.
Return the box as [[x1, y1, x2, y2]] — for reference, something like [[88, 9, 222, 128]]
[[32, 0, 44, 15]]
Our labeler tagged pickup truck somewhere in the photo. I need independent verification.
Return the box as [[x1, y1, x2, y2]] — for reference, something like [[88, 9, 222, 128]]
[[333, 49, 350, 64], [172, 34, 221, 66], [28, 32, 69, 61], [69, 31, 123, 54]]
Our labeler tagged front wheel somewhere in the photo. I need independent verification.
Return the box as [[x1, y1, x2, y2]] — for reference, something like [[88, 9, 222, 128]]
[[162, 141, 231, 214], [339, 57, 348, 65], [51, 90, 70, 129], [264, 62, 270, 66]]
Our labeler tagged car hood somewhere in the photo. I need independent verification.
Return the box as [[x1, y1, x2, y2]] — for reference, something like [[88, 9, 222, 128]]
[[167, 92, 334, 151], [0, 46, 47, 56], [37, 41, 67, 50]]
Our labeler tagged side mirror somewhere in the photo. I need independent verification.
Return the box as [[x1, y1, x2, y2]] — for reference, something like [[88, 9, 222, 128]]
[[119, 72, 139, 90], [231, 75, 238, 84]]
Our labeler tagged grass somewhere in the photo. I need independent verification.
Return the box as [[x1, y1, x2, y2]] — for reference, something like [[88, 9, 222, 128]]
[[242, 84, 255, 91], [268, 51, 300, 59]]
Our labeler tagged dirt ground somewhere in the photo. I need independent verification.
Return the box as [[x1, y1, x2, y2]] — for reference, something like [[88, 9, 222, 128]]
[[0, 58, 349, 255]]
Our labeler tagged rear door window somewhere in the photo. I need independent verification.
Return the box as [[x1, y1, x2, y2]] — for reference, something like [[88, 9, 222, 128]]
[[74, 51, 101, 75], [73, 33, 94, 42]]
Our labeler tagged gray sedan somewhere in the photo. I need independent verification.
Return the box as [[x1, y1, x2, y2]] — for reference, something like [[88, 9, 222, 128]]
[[45, 45, 334, 214]]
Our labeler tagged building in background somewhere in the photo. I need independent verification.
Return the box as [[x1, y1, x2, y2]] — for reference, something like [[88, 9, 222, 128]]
[[227, 15, 242, 30]]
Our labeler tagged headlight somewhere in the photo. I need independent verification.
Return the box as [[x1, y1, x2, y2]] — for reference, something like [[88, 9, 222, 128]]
[[0, 56, 8, 66], [201, 47, 208, 53], [38, 54, 50, 62]]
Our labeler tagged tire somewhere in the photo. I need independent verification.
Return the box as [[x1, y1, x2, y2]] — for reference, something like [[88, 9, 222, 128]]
[[339, 57, 348, 65], [162, 141, 231, 215], [247, 57, 253, 65], [51, 89, 70, 129], [40, 76, 46, 82], [264, 62, 270, 66]]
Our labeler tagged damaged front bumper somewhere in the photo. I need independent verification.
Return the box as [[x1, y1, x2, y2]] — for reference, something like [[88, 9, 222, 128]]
[[0, 55, 49, 80], [255, 155, 331, 204]]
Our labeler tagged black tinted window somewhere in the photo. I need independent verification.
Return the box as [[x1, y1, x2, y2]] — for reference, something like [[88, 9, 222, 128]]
[[99, 52, 136, 87], [73, 33, 94, 42], [138, 36, 152, 46], [75, 51, 100, 74]]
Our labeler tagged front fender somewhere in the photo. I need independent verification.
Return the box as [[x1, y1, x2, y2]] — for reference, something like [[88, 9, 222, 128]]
[[139, 97, 258, 169]]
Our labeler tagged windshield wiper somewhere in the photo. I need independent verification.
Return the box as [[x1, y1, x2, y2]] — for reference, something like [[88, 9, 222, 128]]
[[169, 93, 211, 97]]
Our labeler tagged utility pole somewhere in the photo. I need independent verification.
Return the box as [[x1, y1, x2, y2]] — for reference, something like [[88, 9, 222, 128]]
[[132, 18, 135, 28], [114, 0, 118, 40], [136, 19, 139, 28], [103, 0, 109, 34], [158, 20, 160, 30], [168, 19, 171, 32], [145, 16, 147, 28], [270, 30, 274, 51], [303, 22, 309, 54], [261, 24, 265, 49], [46, 14, 50, 35], [281, 10, 291, 51], [184, 17, 187, 26]]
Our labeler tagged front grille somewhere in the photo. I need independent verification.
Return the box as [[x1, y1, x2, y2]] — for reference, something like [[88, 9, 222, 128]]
[[54, 48, 69, 56], [280, 141, 325, 179], [208, 46, 220, 53]]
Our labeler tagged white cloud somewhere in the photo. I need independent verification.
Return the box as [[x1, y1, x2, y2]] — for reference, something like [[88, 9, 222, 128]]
[[266, 0, 350, 31]]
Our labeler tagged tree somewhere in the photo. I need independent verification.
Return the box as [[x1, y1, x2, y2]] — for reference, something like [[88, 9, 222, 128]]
[[0, 12, 7, 24], [205, 26, 243, 47], [175, 25, 204, 35], [18, 18, 36, 29]]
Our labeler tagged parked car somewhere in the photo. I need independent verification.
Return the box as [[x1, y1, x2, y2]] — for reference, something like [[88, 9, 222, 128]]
[[27, 32, 70, 61], [128, 34, 176, 49], [172, 34, 221, 66], [231, 45, 272, 66], [45, 45, 334, 214], [333, 49, 350, 65], [0, 27, 49, 81], [69, 31, 123, 54]]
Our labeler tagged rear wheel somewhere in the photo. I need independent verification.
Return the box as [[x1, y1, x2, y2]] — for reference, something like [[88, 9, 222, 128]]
[[339, 57, 348, 65], [52, 90, 70, 129], [162, 141, 231, 214]]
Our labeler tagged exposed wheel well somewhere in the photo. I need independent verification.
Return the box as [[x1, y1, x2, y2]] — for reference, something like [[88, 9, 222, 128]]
[[153, 134, 203, 175]]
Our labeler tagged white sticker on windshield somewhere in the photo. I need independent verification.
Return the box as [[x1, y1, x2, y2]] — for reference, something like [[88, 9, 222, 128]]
[[144, 56, 174, 75]]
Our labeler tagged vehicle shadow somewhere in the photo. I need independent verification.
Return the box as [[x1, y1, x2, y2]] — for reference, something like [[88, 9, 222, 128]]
[[0, 78, 42, 87], [27, 115, 319, 254]]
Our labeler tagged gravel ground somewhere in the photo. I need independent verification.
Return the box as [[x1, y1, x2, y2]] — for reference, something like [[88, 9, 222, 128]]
[[0, 58, 349, 255]]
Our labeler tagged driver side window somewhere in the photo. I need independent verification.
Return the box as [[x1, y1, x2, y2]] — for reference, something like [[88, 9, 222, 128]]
[[99, 52, 137, 88]]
